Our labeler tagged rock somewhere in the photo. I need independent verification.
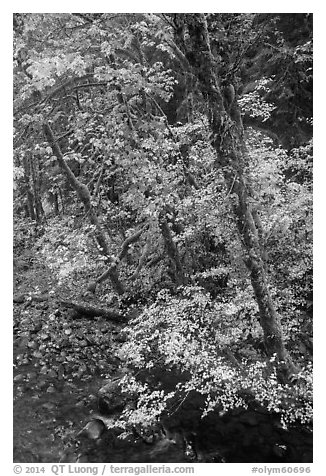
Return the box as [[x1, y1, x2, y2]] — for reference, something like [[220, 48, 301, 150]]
[[17, 337, 29, 349], [97, 379, 129, 415], [47, 369, 57, 378], [27, 341, 38, 349], [42, 402, 56, 411], [14, 374, 25, 382], [97, 395, 125, 415], [78, 419, 107, 440], [46, 386, 56, 393], [32, 294, 49, 303], [27, 372, 37, 379], [13, 294, 25, 304]]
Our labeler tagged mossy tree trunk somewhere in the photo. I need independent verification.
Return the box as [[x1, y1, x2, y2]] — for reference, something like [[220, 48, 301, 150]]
[[43, 122, 124, 295], [172, 14, 296, 376], [158, 209, 186, 287]]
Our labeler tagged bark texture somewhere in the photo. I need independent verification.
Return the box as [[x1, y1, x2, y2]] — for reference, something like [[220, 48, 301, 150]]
[[158, 209, 185, 286]]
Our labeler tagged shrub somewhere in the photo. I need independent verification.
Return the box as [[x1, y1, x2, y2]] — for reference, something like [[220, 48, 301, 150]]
[[111, 287, 312, 435]]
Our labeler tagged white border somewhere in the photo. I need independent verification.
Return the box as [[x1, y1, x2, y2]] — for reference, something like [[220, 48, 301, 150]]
[[3, 4, 324, 474]]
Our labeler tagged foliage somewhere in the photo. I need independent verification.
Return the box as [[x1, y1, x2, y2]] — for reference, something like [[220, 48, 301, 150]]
[[238, 78, 276, 122], [13, 13, 313, 441], [112, 287, 312, 434], [246, 133, 313, 314]]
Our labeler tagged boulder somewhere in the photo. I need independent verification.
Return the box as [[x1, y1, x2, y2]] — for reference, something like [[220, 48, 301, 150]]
[[13, 294, 25, 304], [78, 419, 107, 441], [97, 378, 129, 415]]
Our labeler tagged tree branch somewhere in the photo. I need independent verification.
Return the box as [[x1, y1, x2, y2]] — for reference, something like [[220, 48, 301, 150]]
[[87, 224, 148, 292], [145, 91, 199, 190], [130, 243, 150, 280]]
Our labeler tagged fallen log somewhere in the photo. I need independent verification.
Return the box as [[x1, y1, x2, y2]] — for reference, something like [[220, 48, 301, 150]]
[[60, 300, 126, 322], [13, 293, 50, 304]]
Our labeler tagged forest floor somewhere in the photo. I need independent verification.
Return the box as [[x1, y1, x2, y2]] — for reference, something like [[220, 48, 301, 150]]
[[13, 246, 192, 463], [13, 246, 313, 464], [13, 249, 123, 462]]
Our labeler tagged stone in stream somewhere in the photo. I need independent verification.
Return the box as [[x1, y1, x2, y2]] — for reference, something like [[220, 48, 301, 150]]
[[97, 378, 129, 415], [78, 419, 107, 441]]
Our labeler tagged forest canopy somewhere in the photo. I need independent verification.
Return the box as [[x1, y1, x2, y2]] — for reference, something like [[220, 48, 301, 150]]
[[13, 12, 313, 452]]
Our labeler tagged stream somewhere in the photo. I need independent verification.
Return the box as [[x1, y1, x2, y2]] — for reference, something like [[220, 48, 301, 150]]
[[13, 349, 313, 464], [14, 351, 99, 462], [13, 346, 192, 463]]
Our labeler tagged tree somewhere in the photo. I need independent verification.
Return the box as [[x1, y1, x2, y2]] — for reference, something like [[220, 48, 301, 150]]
[[13, 13, 312, 401], [170, 13, 298, 376]]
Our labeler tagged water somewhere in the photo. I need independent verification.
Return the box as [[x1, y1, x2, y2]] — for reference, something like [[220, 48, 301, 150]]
[[13, 354, 189, 463]]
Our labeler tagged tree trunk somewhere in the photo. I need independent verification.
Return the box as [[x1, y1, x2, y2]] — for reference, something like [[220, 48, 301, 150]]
[[22, 155, 36, 220], [30, 154, 43, 222], [173, 14, 296, 375], [43, 122, 124, 295], [158, 209, 186, 287]]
